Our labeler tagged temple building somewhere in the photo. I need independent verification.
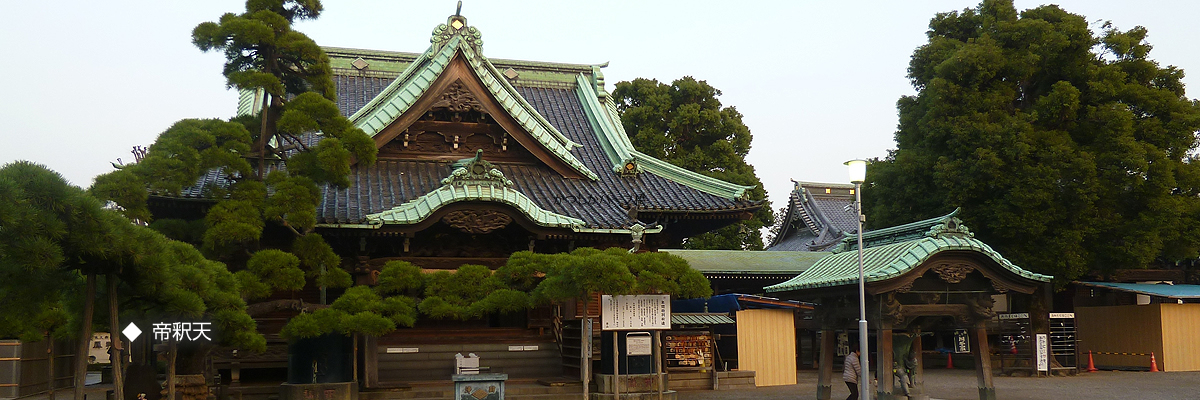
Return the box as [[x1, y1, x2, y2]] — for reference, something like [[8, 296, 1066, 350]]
[[149, 10, 762, 392], [768, 181, 857, 252]]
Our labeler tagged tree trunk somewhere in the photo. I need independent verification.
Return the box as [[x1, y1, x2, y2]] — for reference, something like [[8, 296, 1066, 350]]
[[581, 296, 589, 400], [351, 334, 358, 387], [74, 272, 96, 400], [167, 338, 176, 400], [109, 274, 125, 400], [47, 333, 55, 400], [257, 90, 270, 180]]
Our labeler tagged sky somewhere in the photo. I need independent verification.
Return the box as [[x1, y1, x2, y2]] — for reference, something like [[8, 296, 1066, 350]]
[[3, 0, 1199, 215]]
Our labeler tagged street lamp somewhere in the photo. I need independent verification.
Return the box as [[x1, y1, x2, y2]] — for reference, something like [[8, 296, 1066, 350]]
[[845, 159, 870, 400]]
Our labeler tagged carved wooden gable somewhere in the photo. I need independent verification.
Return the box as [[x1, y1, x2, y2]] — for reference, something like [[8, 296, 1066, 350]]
[[371, 55, 584, 177]]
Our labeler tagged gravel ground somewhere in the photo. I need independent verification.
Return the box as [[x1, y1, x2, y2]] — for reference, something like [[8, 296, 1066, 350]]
[[678, 369, 1200, 400]]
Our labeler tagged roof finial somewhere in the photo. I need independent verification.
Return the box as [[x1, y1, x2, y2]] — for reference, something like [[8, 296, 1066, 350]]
[[456, 1, 462, 16]]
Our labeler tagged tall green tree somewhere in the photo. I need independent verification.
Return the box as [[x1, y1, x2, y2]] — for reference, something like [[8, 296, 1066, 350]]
[[612, 77, 772, 250], [92, 1, 377, 315], [865, 0, 1200, 283], [0, 162, 263, 400]]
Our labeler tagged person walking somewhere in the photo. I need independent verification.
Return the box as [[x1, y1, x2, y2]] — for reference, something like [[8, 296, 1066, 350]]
[[843, 347, 862, 400]]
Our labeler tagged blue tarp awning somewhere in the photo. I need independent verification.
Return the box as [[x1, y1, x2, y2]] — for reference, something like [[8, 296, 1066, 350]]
[[1076, 281, 1200, 299], [671, 294, 813, 313]]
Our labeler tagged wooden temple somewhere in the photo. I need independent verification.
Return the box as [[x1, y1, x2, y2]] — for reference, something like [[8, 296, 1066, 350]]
[[150, 11, 761, 387], [765, 211, 1052, 400]]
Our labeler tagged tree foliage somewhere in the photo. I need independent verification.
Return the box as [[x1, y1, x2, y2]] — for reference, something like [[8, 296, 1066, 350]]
[[90, 1, 373, 338], [523, 248, 712, 304], [0, 162, 264, 350], [865, 0, 1200, 282], [612, 77, 772, 250]]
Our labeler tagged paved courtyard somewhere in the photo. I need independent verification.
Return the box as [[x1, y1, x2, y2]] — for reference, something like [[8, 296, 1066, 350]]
[[679, 369, 1200, 400]]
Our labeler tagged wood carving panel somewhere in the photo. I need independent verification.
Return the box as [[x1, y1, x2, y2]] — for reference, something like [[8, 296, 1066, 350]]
[[931, 263, 974, 284], [442, 210, 513, 234], [432, 80, 485, 112]]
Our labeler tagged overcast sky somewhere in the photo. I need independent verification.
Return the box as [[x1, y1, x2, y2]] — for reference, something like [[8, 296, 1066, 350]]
[[3, 1, 1198, 213]]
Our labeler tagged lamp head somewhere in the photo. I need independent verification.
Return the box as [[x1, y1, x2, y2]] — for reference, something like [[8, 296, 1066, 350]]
[[845, 159, 867, 184]]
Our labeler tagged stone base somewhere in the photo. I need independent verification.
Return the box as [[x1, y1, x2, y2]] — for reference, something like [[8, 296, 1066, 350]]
[[589, 390, 677, 400], [593, 373, 665, 394], [280, 382, 358, 400]]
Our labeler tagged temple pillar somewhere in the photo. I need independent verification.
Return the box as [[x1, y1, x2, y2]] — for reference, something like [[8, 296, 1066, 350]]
[[876, 323, 894, 400], [910, 328, 927, 400], [817, 329, 836, 400], [972, 324, 996, 400]]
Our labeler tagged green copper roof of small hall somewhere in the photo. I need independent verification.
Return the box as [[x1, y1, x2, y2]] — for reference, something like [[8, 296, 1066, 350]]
[[764, 212, 1051, 293]]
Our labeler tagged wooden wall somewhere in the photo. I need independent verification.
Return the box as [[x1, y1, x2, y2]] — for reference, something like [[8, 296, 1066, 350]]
[[1159, 303, 1200, 372], [735, 309, 796, 386], [1076, 305, 1164, 370]]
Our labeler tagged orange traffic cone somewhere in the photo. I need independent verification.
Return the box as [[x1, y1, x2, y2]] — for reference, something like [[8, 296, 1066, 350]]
[[1010, 341, 1018, 355], [946, 352, 954, 369], [1150, 352, 1159, 372], [1086, 351, 1098, 372]]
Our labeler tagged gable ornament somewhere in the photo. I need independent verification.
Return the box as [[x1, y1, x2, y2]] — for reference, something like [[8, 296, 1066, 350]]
[[430, 11, 483, 53], [442, 210, 513, 234], [931, 263, 973, 284], [442, 150, 513, 187], [433, 81, 485, 113]]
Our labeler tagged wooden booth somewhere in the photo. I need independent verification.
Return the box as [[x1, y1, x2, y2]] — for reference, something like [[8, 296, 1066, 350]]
[[1073, 282, 1200, 372], [766, 211, 1052, 400]]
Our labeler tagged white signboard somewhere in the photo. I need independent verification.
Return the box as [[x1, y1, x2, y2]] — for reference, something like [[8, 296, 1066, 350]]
[[601, 295, 670, 331], [626, 333, 653, 356], [953, 329, 970, 354], [386, 347, 419, 354], [998, 313, 1029, 320], [1035, 334, 1049, 372], [1049, 313, 1075, 319]]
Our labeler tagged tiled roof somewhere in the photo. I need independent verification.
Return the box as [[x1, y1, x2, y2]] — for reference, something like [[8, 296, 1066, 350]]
[[764, 221, 1052, 293], [672, 313, 735, 325], [660, 249, 828, 275], [314, 87, 759, 228], [211, 15, 763, 232], [767, 182, 856, 251]]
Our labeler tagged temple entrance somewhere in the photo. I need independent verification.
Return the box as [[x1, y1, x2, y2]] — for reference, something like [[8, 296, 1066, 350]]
[[765, 214, 1053, 400]]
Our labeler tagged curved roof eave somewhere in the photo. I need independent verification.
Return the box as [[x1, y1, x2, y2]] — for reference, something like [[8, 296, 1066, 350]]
[[764, 235, 1051, 293]]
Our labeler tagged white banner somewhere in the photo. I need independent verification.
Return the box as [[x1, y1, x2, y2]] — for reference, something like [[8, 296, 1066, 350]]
[[601, 295, 670, 330], [1035, 334, 1049, 372]]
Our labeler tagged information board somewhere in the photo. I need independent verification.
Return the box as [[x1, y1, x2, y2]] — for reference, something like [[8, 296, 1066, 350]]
[[601, 295, 670, 330], [626, 333, 653, 356], [1035, 333, 1049, 372]]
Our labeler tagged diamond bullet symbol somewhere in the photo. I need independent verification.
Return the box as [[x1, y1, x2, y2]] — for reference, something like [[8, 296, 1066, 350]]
[[123, 322, 142, 342]]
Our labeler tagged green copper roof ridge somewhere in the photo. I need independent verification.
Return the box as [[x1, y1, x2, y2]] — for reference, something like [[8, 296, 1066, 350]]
[[458, 45, 581, 150], [633, 153, 753, 200], [365, 183, 587, 229], [465, 49, 580, 150], [324, 45, 603, 72], [572, 74, 753, 200], [858, 208, 960, 243], [345, 30, 597, 181], [457, 45, 597, 180], [575, 74, 633, 171], [347, 38, 452, 132], [764, 235, 1051, 293]]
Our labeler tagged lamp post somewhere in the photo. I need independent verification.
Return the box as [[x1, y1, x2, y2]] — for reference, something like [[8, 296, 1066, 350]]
[[845, 159, 870, 400]]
